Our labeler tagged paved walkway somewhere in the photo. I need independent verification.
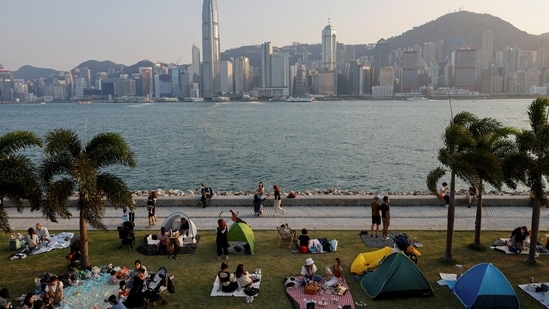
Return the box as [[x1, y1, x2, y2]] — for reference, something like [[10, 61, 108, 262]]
[[5, 205, 548, 232]]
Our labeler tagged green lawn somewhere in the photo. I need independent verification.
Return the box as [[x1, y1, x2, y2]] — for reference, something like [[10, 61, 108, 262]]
[[1, 229, 547, 308]]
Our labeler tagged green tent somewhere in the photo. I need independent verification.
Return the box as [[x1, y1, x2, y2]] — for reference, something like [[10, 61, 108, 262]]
[[227, 222, 255, 255], [361, 252, 433, 300]]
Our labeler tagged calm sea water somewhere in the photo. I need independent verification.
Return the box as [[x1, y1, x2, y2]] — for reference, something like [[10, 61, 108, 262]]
[[0, 99, 533, 193]]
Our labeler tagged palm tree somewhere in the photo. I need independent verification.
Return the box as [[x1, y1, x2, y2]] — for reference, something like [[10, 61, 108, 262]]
[[503, 97, 549, 265], [40, 128, 136, 268], [427, 111, 477, 262], [0, 131, 43, 232], [459, 118, 515, 248]]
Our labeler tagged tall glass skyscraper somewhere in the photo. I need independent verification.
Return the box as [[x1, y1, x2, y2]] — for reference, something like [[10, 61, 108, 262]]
[[202, 0, 220, 99]]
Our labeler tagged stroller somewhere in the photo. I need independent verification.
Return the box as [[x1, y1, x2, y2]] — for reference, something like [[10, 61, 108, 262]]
[[393, 234, 420, 264], [253, 194, 264, 216], [66, 237, 81, 270], [142, 267, 175, 308], [117, 221, 136, 250]]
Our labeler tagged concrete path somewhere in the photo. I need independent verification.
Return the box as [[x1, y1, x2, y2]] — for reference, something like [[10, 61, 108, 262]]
[[5, 204, 549, 232]]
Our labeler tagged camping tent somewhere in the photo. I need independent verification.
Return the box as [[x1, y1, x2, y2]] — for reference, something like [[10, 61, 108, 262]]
[[227, 222, 255, 255], [360, 252, 433, 300], [451, 263, 519, 309], [161, 212, 198, 239], [351, 246, 393, 275]]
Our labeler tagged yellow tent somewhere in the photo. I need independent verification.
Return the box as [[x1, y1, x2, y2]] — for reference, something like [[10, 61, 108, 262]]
[[351, 246, 393, 275]]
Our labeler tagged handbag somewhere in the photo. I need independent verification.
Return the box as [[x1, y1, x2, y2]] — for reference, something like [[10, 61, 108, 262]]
[[244, 286, 259, 296]]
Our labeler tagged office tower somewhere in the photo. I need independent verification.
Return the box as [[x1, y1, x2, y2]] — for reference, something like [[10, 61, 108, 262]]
[[234, 56, 250, 93], [294, 64, 308, 97], [481, 30, 494, 67], [541, 38, 549, 69], [455, 48, 477, 92], [261, 41, 272, 88], [140, 67, 153, 97], [401, 51, 418, 93], [270, 53, 289, 88], [321, 21, 336, 72], [171, 67, 181, 97], [188, 45, 201, 83], [379, 67, 394, 87], [202, 0, 220, 99], [220, 60, 233, 94], [374, 39, 389, 85]]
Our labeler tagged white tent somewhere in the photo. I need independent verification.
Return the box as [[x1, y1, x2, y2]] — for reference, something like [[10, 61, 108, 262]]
[[161, 212, 198, 246]]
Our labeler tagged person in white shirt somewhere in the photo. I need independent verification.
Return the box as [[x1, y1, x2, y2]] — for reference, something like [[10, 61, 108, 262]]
[[35, 223, 50, 242]]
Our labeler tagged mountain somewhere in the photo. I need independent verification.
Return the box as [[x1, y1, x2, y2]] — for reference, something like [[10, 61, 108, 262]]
[[385, 11, 539, 53], [13, 65, 58, 80]]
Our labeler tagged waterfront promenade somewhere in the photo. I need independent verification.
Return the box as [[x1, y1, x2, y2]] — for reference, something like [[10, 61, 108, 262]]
[[4, 196, 546, 232]]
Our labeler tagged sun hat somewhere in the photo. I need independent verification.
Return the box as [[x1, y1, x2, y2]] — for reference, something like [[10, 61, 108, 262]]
[[306, 258, 314, 266], [373, 195, 379, 200]]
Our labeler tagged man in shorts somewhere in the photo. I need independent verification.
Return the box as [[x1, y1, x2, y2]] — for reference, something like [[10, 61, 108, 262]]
[[380, 196, 391, 240], [370, 195, 381, 237]]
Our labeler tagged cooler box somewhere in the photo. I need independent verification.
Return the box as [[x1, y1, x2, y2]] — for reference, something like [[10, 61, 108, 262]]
[[9, 238, 24, 250]]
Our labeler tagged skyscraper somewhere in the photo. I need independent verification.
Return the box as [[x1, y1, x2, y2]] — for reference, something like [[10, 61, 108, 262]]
[[261, 41, 272, 88], [202, 0, 220, 99], [321, 21, 336, 72]]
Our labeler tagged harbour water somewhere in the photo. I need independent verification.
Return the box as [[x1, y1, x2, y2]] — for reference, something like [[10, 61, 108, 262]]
[[0, 99, 534, 193]]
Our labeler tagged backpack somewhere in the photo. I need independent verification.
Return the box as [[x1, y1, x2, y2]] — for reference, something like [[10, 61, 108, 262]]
[[395, 235, 410, 251]]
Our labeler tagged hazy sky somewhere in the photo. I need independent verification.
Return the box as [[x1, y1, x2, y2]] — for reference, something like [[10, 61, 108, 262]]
[[1, 0, 548, 71]]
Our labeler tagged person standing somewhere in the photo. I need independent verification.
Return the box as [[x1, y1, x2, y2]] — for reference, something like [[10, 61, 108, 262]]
[[200, 183, 212, 208], [438, 182, 450, 208], [128, 193, 136, 223], [370, 195, 381, 237], [273, 184, 284, 216], [380, 196, 391, 240], [216, 219, 229, 260], [467, 183, 478, 208]]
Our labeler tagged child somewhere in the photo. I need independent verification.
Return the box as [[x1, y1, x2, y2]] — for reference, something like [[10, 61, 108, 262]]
[[117, 281, 129, 302], [108, 270, 121, 285]]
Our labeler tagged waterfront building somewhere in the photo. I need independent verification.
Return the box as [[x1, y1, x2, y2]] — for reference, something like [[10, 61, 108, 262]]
[[171, 67, 182, 98], [321, 21, 336, 72], [455, 48, 477, 92], [401, 50, 418, 93], [261, 41, 272, 88], [74, 78, 87, 99], [293, 64, 308, 97], [140, 67, 153, 97], [188, 45, 201, 84], [220, 60, 233, 94], [234, 56, 250, 94], [481, 30, 494, 68], [379, 67, 394, 88], [270, 53, 289, 88], [202, 0, 221, 99], [154, 74, 172, 98]]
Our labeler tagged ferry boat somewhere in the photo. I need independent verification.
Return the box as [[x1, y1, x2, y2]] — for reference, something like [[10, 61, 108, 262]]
[[78, 100, 92, 105], [406, 96, 428, 101]]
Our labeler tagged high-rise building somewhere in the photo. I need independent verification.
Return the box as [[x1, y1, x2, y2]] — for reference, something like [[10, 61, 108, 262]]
[[321, 21, 336, 72], [481, 30, 494, 68], [455, 48, 477, 92], [202, 0, 220, 99], [401, 51, 418, 93], [270, 53, 289, 88], [261, 42, 272, 88], [374, 39, 389, 85], [379, 67, 394, 88], [188, 45, 201, 83], [219, 60, 233, 94], [234, 56, 250, 94], [140, 67, 153, 97]]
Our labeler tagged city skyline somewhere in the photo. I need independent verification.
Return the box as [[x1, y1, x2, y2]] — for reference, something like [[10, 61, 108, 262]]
[[2, 0, 549, 71]]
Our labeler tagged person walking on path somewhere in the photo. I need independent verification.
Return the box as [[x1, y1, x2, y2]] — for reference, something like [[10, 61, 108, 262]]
[[380, 196, 391, 240], [467, 183, 478, 208], [370, 195, 381, 237], [438, 182, 450, 208], [216, 219, 229, 260], [273, 184, 285, 216]]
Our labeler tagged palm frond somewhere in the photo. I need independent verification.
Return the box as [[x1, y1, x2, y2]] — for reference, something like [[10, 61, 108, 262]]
[[97, 173, 132, 208], [86, 133, 137, 169], [426, 167, 446, 194], [0, 131, 41, 158], [43, 128, 81, 157]]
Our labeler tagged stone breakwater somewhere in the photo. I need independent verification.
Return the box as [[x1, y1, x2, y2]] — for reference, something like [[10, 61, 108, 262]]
[[129, 187, 532, 198]]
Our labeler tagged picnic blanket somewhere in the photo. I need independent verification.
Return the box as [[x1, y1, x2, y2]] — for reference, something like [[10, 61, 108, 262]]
[[285, 276, 356, 309], [360, 233, 423, 249], [518, 283, 549, 308], [9, 232, 74, 260], [491, 238, 547, 255], [59, 273, 118, 309], [210, 273, 262, 297]]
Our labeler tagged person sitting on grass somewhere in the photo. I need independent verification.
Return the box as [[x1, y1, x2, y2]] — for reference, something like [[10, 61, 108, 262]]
[[235, 264, 260, 289], [294, 228, 310, 253], [107, 294, 127, 309], [44, 276, 64, 307], [301, 257, 322, 284], [217, 262, 238, 293], [323, 258, 343, 287]]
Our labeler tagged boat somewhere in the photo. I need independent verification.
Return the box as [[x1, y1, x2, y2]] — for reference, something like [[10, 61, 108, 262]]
[[183, 97, 204, 102], [285, 97, 314, 102], [78, 100, 91, 105], [406, 96, 428, 101]]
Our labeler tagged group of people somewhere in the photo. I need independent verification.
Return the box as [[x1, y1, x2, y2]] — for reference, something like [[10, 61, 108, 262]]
[[438, 182, 478, 208], [216, 263, 260, 293], [253, 181, 285, 217], [300, 257, 343, 288], [16, 275, 63, 309], [369, 196, 391, 239], [21, 223, 50, 253]]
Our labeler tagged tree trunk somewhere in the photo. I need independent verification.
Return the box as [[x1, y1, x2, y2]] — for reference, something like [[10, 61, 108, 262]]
[[79, 208, 90, 269], [527, 197, 540, 265], [444, 171, 456, 262], [473, 180, 483, 247]]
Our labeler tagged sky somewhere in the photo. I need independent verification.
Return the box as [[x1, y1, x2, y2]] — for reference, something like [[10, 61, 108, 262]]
[[1, 0, 548, 71]]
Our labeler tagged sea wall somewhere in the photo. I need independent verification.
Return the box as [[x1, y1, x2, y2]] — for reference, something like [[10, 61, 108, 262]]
[[2, 195, 531, 208]]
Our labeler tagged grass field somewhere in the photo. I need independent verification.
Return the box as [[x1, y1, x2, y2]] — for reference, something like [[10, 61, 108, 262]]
[[1, 229, 547, 308]]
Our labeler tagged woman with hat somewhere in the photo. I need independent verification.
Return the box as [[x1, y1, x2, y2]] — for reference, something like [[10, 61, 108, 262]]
[[301, 258, 322, 283]]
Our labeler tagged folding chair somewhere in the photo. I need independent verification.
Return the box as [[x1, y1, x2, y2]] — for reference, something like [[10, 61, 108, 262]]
[[277, 225, 297, 248]]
